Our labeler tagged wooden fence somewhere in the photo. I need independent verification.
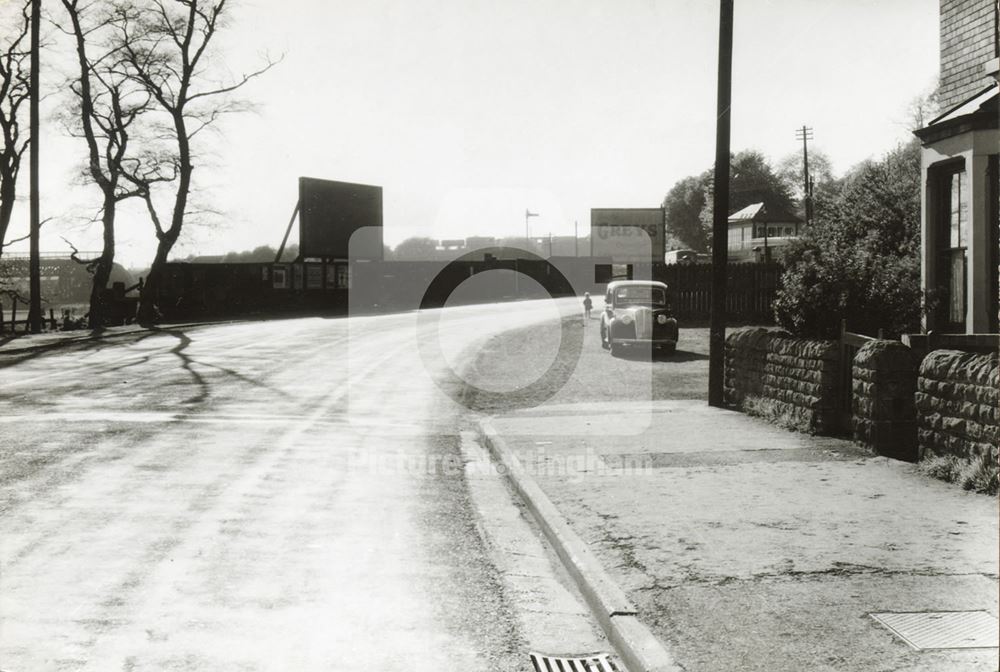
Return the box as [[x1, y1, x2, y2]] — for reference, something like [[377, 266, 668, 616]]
[[653, 262, 782, 323]]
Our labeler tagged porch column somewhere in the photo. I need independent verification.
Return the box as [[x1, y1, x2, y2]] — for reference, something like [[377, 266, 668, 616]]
[[919, 147, 938, 332], [966, 154, 991, 332]]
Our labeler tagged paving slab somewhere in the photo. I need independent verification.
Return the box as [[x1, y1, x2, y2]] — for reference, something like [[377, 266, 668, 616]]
[[490, 399, 999, 672]]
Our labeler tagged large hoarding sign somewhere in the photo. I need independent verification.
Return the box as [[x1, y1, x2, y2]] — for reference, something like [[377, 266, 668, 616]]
[[299, 177, 383, 260], [590, 208, 665, 262]]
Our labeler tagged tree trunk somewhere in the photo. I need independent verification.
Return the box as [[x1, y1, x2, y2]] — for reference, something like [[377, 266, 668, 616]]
[[138, 123, 191, 325], [137, 237, 173, 325], [0, 167, 15, 263], [87, 192, 116, 329]]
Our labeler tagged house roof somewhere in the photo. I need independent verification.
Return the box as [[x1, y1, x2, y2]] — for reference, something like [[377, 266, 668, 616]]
[[914, 83, 998, 143], [727, 202, 802, 224], [927, 83, 998, 126]]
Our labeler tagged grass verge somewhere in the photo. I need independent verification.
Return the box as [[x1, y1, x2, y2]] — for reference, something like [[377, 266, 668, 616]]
[[918, 453, 999, 496]]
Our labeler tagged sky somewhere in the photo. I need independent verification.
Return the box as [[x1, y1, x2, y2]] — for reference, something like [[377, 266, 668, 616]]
[[6, 0, 940, 268]]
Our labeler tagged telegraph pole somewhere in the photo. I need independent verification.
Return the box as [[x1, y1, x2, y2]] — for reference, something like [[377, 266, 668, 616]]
[[27, 0, 42, 333], [795, 125, 813, 227], [708, 0, 733, 408]]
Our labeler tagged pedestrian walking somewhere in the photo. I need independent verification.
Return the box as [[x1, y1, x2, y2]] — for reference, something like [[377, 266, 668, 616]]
[[582, 292, 593, 320]]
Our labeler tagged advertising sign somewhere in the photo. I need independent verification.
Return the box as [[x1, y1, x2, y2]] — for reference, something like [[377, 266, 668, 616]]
[[590, 208, 665, 263], [299, 177, 383, 260]]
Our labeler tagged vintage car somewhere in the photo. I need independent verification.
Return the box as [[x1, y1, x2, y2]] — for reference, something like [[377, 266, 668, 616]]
[[600, 280, 678, 356]]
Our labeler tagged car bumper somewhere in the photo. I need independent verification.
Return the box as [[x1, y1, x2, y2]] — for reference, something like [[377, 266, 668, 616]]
[[614, 337, 677, 347]]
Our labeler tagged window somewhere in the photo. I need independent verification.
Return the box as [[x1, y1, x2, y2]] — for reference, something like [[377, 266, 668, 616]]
[[272, 266, 288, 289], [615, 286, 666, 306], [934, 163, 968, 331], [728, 227, 742, 249], [335, 263, 351, 289], [949, 170, 967, 248]]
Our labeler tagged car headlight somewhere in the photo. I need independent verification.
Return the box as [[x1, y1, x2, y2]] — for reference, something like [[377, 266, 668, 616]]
[[619, 313, 633, 325], [657, 314, 667, 324]]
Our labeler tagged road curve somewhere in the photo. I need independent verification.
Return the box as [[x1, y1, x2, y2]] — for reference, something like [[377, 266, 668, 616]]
[[0, 300, 569, 671]]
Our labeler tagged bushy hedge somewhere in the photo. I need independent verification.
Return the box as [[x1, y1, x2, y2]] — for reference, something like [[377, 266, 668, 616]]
[[773, 140, 924, 339]]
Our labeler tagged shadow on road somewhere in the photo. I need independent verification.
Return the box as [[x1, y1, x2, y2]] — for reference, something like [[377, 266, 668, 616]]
[[0, 325, 289, 407], [611, 348, 709, 363]]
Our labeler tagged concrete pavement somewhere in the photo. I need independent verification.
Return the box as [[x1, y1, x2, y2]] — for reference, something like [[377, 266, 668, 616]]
[[485, 399, 999, 672]]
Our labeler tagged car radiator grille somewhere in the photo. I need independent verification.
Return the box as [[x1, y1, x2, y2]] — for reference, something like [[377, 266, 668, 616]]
[[634, 307, 652, 339]]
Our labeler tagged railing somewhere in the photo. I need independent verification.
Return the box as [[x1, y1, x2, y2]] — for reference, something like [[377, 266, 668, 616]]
[[0, 299, 59, 334]]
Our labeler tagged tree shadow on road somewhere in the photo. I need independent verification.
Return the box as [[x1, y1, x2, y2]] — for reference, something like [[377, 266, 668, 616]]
[[0, 325, 289, 408]]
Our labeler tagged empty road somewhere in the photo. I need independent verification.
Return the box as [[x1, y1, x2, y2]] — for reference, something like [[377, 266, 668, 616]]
[[0, 301, 572, 671]]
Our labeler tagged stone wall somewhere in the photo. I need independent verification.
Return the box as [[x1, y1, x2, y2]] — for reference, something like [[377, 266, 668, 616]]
[[724, 328, 839, 434], [915, 349, 999, 460], [762, 337, 841, 434], [852, 340, 920, 461], [723, 327, 773, 407]]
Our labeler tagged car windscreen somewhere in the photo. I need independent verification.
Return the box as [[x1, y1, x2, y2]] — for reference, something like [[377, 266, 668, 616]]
[[615, 286, 666, 306]]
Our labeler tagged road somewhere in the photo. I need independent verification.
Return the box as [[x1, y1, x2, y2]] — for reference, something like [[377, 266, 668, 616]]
[[0, 301, 574, 672]]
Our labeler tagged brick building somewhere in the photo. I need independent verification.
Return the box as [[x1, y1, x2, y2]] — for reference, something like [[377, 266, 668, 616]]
[[914, 0, 999, 334]]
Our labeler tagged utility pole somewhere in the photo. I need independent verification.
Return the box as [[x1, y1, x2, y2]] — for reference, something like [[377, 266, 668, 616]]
[[708, 0, 733, 408], [27, 0, 42, 333], [795, 125, 813, 227], [574, 220, 579, 257]]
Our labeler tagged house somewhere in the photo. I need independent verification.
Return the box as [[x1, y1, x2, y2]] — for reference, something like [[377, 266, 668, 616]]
[[726, 202, 802, 262], [913, 0, 999, 334]]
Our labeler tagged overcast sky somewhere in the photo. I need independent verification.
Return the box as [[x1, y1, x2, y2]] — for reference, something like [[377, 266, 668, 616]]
[[11, 0, 939, 267]]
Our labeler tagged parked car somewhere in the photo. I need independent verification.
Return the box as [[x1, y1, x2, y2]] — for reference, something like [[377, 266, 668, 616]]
[[600, 280, 678, 356]]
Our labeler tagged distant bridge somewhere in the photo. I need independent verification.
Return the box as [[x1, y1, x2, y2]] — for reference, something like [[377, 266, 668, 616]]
[[1, 253, 135, 305]]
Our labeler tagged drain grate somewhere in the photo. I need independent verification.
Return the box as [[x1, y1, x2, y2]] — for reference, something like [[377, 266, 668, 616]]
[[529, 651, 619, 672], [871, 611, 1000, 650]]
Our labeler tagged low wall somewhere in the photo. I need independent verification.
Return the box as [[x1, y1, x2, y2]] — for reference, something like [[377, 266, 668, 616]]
[[725, 328, 839, 434], [723, 327, 773, 407], [915, 350, 999, 461], [852, 340, 920, 461]]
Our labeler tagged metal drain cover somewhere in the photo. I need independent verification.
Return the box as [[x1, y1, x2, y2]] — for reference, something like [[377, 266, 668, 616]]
[[871, 611, 1000, 650], [529, 651, 619, 672]]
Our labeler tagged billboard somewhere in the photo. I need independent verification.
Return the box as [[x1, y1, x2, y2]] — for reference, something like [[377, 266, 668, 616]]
[[590, 208, 665, 263], [299, 177, 383, 260]]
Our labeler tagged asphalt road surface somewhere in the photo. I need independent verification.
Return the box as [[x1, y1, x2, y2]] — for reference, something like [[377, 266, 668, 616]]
[[0, 301, 573, 671]]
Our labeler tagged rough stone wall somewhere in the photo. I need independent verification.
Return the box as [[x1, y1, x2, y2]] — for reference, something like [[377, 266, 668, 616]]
[[939, 0, 997, 111], [723, 327, 772, 407], [852, 340, 920, 461], [724, 328, 839, 434], [916, 349, 999, 460], [762, 337, 841, 434]]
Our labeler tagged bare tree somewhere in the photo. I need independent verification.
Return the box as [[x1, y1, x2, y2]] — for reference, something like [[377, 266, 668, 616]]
[[58, 0, 171, 328], [111, 0, 277, 323], [0, 0, 33, 262]]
